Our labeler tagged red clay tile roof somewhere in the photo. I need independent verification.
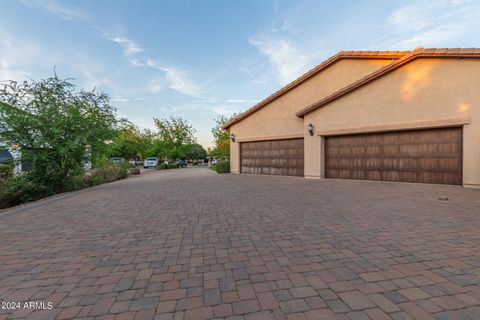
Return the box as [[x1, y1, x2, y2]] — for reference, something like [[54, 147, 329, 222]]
[[222, 50, 410, 129], [296, 47, 480, 117]]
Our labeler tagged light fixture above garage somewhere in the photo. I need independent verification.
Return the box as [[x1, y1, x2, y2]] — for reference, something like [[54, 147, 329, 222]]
[[230, 133, 236, 142], [308, 123, 314, 136]]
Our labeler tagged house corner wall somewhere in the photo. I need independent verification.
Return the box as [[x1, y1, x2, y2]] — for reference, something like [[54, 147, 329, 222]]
[[304, 126, 322, 179], [230, 136, 240, 174], [462, 115, 480, 187]]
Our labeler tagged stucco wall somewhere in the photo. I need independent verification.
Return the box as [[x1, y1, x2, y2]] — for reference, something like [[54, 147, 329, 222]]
[[304, 58, 480, 187], [229, 58, 394, 173]]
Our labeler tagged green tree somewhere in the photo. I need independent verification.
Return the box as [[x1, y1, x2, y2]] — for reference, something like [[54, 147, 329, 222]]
[[0, 76, 118, 192], [154, 116, 196, 145], [153, 116, 197, 159], [210, 115, 231, 158], [183, 143, 207, 160], [109, 122, 157, 160], [109, 121, 141, 160], [137, 129, 157, 158], [151, 140, 172, 160]]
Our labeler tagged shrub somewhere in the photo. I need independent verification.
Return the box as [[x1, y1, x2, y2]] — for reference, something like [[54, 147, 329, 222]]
[[77, 162, 128, 189], [91, 175, 105, 186], [92, 163, 128, 182], [157, 162, 168, 170], [0, 176, 50, 209], [0, 77, 118, 194], [129, 167, 141, 175], [0, 163, 13, 180], [214, 161, 230, 173], [0, 163, 131, 209], [167, 163, 178, 169]]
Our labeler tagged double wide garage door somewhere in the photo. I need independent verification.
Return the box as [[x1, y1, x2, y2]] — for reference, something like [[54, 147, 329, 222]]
[[325, 127, 462, 185], [240, 138, 304, 176]]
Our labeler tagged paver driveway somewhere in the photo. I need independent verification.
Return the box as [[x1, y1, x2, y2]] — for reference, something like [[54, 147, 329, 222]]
[[1, 168, 480, 320]]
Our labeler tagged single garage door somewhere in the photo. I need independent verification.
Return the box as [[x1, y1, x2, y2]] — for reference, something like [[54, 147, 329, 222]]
[[240, 138, 304, 176], [325, 127, 462, 185]]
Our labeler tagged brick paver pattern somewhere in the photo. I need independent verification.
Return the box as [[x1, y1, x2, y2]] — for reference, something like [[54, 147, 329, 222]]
[[1, 168, 480, 320]]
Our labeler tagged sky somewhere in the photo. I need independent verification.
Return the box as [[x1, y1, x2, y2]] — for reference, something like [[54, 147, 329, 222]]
[[1, 0, 479, 148]]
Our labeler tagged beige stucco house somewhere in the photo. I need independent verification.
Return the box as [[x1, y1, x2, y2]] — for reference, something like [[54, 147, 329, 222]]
[[224, 48, 480, 187]]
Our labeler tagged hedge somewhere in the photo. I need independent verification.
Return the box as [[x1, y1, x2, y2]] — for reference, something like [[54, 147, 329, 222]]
[[214, 161, 230, 173]]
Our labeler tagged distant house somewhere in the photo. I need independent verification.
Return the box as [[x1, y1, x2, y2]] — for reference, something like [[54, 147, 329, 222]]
[[0, 145, 23, 173]]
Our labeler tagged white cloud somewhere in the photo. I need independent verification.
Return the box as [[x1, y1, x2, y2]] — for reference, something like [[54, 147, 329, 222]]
[[70, 53, 113, 90], [225, 99, 261, 103], [225, 99, 246, 103], [99, 32, 205, 98], [379, 0, 480, 49], [99, 28, 206, 99], [145, 59, 203, 98], [73, 64, 112, 90], [249, 34, 311, 85], [112, 96, 128, 103], [387, 3, 434, 33], [128, 58, 145, 67], [0, 28, 45, 82], [20, 0, 86, 20], [147, 78, 165, 94], [103, 34, 144, 56], [212, 105, 240, 116], [0, 26, 116, 93], [162, 67, 202, 97], [247, 0, 480, 88]]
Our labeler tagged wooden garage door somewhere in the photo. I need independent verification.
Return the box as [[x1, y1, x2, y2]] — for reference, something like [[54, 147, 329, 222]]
[[240, 138, 304, 176], [325, 127, 462, 185]]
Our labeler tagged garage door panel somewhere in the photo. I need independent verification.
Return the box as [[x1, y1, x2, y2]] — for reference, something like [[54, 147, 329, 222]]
[[383, 170, 401, 181], [366, 170, 382, 181], [366, 158, 382, 169], [240, 138, 304, 177], [325, 127, 462, 185], [383, 145, 399, 155]]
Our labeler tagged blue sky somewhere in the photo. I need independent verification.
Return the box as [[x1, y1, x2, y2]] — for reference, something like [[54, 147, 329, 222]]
[[1, 0, 479, 147]]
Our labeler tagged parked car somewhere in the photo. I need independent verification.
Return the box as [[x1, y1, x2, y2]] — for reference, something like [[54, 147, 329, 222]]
[[176, 160, 187, 168], [128, 159, 144, 166], [211, 159, 218, 166], [109, 157, 126, 165], [144, 157, 159, 168]]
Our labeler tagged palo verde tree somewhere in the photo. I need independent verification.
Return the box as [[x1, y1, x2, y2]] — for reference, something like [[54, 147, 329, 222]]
[[0, 76, 118, 193]]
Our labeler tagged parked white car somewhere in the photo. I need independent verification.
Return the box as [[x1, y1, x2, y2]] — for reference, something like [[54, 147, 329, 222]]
[[109, 157, 126, 165], [143, 157, 159, 168]]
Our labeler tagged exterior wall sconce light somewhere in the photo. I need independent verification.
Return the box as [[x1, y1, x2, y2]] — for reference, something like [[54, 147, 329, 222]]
[[230, 133, 236, 142], [308, 123, 314, 136]]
